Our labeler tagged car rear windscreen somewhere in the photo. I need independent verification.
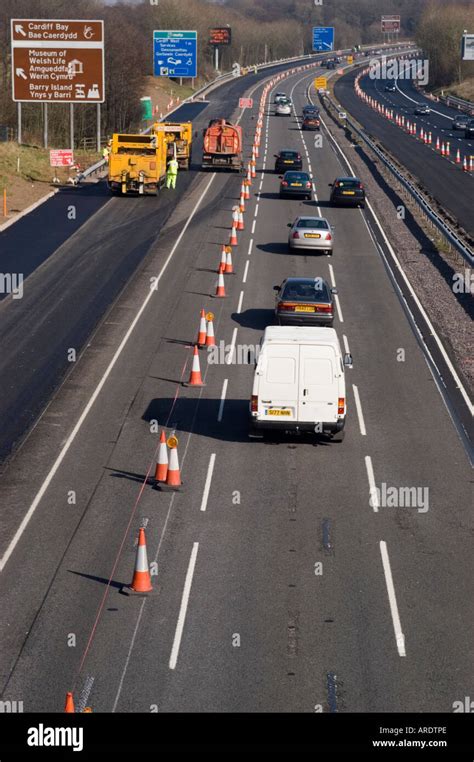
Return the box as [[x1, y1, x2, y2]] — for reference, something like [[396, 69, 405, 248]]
[[282, 282, 330, 302], [296, 219, 329, 229]]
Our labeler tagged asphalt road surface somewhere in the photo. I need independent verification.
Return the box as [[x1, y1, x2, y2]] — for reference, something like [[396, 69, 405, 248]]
[[0, 64, 472, 714], [334, 68, 474, 237]]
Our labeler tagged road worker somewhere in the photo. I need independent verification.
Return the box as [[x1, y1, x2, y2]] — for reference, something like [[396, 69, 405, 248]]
[[102, 145, 109, 162], [166, 156, 179, 189]]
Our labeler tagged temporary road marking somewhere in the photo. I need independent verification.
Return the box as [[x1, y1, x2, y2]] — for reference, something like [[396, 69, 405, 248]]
[[365, 455, 379, 512], [200, 454, 216, 511], [217, 380, 228, 423], [380, 540, 407, 657], [169, 542, 199, 669], [352, 384, 367, 436]]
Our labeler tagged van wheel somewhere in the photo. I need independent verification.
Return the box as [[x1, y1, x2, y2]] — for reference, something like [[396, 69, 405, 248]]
[[331, 430, 345, 442]]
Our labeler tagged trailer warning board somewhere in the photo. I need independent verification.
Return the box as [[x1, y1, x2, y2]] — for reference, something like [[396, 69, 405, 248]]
[[11, 19, 105, 103]]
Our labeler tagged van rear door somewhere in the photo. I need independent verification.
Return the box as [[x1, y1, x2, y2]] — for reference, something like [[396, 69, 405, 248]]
[[298, 344, 338, 423], [257, 344, 298, 421]]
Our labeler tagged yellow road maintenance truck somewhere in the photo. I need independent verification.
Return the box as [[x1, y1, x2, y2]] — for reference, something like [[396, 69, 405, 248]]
[[153, 122, 193, 170], [107, 132, 167, 195]]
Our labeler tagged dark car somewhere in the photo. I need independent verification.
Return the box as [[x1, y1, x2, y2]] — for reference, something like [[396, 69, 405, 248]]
[[384, 84, 396, 92], [274, 277, 336, 326], [452, 114, 470, 130], [414, 104, 430, 115], [302, 114, 321, 130], [329, 176, 365, 208], [302, 104, 319, 117], [279, 171, 312, 199], [274, 149, 302, 173], [465, 119, 474, 139], [327, 60, 336, 69]]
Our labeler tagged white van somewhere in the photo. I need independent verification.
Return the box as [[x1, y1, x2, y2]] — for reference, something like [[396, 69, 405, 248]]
[[249, 326, 352, 440]]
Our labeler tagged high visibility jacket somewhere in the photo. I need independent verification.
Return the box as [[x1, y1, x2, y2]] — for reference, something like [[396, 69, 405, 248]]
[[167, 159, 179, 175]]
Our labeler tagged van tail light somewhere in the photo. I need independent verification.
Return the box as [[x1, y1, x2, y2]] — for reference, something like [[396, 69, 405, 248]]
[[338, 397, 345, 415], [292, 231, 300, 239], [251, 395, 258, 412], [278, 302, 296, 311], [325, 233, 332, 241]]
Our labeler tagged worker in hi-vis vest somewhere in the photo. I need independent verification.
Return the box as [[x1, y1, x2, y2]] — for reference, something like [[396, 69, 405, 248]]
[[166, 156, 179, 189]]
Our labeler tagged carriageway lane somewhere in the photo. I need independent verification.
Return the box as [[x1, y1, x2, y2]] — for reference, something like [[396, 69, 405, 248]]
[[334, 68, 474, 237], [1, 66, 471, 712]]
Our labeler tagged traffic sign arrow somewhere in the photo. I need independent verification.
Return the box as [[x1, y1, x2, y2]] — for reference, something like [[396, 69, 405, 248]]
[[16, 68, 28, 79], [14, 24, 26, 36]]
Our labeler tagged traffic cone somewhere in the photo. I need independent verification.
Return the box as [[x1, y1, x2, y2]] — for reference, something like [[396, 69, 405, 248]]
[[220, 244, 227, 271], [441, 142, 446, 156], [420, 127, 424, 141], [162, 444, 182, 489], [470, 156, 474, 172], [229, 223, 238, 247], [243, 182, 250, 200], [446, 142, 450, 157], [456, 148, 461, 164], [240, 181, 246, 200], [428, 132, 432, 145], [237, 209, 244, 231], [213, 263, 227, 298], [196, 308, 207, 346], [122, 528, 154, 594], [184, 345, 205, 387], [154, 430, 168, 482], [251, 160, 256, 179], [225, 248, 233, 274], [436, 136, 440, 151], [65, 693, 75, 713], [463, 156, 468, 172], [205, 316, 216, 346], [239, 193, 245, 211], [232, 207, 239, 227]]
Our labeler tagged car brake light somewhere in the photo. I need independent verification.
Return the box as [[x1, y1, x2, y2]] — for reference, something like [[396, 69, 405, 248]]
[[315, 304, 332, 313], [282, 181, 288, 187], [297, 154, 301, 160], [306, 182, 311, 188], [338, 397, 345, 415], [251, 395, 258, 413], [325, 233, 332, 240], [292, 231, 300, 239], [278, 302, 296, 311]]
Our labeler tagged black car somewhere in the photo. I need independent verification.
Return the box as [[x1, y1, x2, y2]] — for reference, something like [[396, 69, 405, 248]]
[[274, 277, 336, 326], [452, 114, 470, 130], [465, 119, 474, 139], [274, 150, 302, 173], [414, 104, 430, 115], [329, 177, 365, 208], [279, 171, 312, 199]]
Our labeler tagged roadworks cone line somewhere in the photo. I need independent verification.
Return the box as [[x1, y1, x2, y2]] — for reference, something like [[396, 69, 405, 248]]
[[184, 345, 205, 387], [196, 308, 207, 346], [154, 430, 168, 482], [122, 527, 154, 595], [205, 316, 216, 346]]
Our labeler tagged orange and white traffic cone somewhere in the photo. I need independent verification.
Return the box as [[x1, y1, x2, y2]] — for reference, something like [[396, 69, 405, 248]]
[[225, 248, 233, 274], [470, 156, 474, 172], [162, 444, 182, 489], [213, 263, 227, 298], [184, 345, 205, 387], [232, 207, 239, 227], [455, 148, 461, 164], [463, 156, 468, 172], [237, 209, 244, 231], [436, 136, 440, 151], [240, 193, 246, 211], [65, 693, 75, 713], [205, 316, 216, 347], [154, 430, 168, 482], [243, 181, 250, 200], [428, 132, 432, 145], [122, 528, 154, 594], [441, 142, 446, 156], [196, 308, 207, 346], [445, 142, 450, 157], [246, 165, 252, 185], [220, 244, 227, 271], [229, 223, 238, 247], [251, 160, 256, 179]]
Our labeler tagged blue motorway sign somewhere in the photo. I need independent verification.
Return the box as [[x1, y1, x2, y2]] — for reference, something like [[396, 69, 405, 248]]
[[312, 27, 335, 52], [153, 30, 197, 78]]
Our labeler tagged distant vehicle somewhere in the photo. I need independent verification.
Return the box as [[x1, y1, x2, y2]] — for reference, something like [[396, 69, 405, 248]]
[[275, 101, 292, 116], [279, 171, 312, 199], [273, 278, 336, 327], [329, 176, 365, 208], [302, 115, 321, 130], [274, 150, 302, 173], [274, 92, 287, 103], [384, 84, 396, 92], [302, 104, 319, 117], [465, 119, 474, 139], [414, 104, 430, 115], [320, 59, 328, 68], [202, 119, 243, 171], [249, 325, 350, 440], [327, 60, 336, 69], [452, 114, 470, 130], [287, 216, 333, 255]]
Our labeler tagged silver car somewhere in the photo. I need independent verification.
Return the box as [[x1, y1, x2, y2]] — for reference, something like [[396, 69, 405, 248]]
[[275, 101, 291, 116], [287, 216, 334, 255]]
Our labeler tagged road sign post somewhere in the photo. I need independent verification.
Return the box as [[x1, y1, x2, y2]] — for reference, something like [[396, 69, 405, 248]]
[[11, 19, 105, 103], [312, 27, 335, 52], [153, 30, 197, 79]]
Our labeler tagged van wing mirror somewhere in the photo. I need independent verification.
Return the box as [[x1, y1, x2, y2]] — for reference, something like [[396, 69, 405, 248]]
[[344, 353, 353, 367]]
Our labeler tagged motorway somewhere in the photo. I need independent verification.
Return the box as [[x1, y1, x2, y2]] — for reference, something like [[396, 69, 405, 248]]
[[334, 67, 474, 237], [0, 62, 472, 714]]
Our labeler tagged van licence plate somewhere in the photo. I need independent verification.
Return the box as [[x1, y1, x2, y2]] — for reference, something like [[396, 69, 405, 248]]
[[304, 233, 320, 238], [266, 409, 291, 416], [342, 190, 355, 195]]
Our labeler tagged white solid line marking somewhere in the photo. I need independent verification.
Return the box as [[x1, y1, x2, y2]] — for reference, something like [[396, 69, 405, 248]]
[[334, 294, 344, 323], [217, 380, 228, 423], [200, 453, 216, 511], [242, 260, 250, 284], [169, 542, 199, 669], [328, 263, 336, 288], [226, 327, 238, 364], [379, 541, 407, 657], [352, 384, 367, 436], [0, 172, 217, 574], [365, 455, 379, 512], [247, 238, 253, 256], [236, 290, 244, 314], [251, 219, 256, 234]]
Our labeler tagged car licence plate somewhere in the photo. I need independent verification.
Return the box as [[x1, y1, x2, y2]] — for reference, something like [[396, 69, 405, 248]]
[[304, 233, 320, 238], [284, 160, 292, 163], [266, 408, 291, 416], [342, 190, 355, 195], [291, 182, 302, 186], [295, 305, 315, 312]]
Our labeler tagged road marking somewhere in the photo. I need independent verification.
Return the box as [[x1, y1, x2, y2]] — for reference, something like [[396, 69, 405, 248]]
[[242, 260, 250, 283], [217, 380, 228, 423], [236, 289, 244, 314], [200, 454, 216, 511], [255, 203, 259, 216], [226, 327, 238, 364], [365, 455, 378, 512], [248, 238, 253, 256], [334, 295, 343, 323], [169, 542, 199, 670], [0, 172, 217, 574], [352, 384, 367, 436], [379, 541, 406, 657], [343, 333, 351, 356], [251, 219, 256, 234]]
